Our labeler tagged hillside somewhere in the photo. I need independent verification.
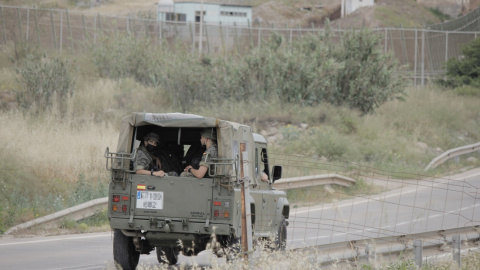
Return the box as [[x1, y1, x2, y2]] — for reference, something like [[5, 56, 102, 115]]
[[1, 0, 478, 28]]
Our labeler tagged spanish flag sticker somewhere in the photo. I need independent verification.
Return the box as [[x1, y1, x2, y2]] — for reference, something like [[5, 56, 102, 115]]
[[137, 184, 146, 190]]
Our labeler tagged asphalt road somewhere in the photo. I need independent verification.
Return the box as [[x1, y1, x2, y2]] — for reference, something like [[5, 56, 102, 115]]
[[288, 168, 480, 248], [1, 169, 479, 269], [0, 232, 225, 269]]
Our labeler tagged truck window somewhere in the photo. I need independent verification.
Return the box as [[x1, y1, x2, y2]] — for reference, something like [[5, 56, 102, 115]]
[[261, 148, 269, 178], [255, 147, 259, 178]]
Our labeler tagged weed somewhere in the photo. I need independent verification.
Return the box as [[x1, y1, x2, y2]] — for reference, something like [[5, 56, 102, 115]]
[[15, 52, 75, 114]]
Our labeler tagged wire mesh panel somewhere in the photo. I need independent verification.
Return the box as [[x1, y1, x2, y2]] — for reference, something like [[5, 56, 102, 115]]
[[1, 4, 479, 87], [266, 153, 480, 255]]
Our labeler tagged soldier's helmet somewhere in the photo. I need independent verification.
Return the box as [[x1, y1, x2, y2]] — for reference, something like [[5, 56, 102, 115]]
[[200, 128, 216, 140], [144, 132, 160, 143]]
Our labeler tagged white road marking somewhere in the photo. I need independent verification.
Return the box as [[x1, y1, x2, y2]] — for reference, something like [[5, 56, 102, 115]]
[[0, 233, 111, 246], [291, 171, 480, 215], [291, 202, 480, 242]]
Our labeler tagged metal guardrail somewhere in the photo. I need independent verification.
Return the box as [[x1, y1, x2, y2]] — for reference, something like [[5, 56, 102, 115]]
[[425, 142, 480, 171], [4, 197, 108, 235], [298, 225, 480, 266], [4, 174, 353, 234], [273, 174, 356, 190]]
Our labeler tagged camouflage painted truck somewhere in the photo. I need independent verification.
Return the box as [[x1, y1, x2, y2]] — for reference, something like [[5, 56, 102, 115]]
[[105, 113, 289, 269]]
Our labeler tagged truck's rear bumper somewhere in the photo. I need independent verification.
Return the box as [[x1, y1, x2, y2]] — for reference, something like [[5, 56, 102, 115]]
[[110, 217, 231, 236]]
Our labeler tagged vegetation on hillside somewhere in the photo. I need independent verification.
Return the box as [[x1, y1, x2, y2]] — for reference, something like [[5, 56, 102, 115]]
[[91, 27, 406, 114], [0, 28, 479, 236], [440, 37, 480, 92]]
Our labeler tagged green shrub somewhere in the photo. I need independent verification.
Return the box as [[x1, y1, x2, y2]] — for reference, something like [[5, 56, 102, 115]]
[[441, 37, 480, 88], [427, 7, 451, 22], [454, 85, 480, 97], [16, 52, 75, 113], [228, 28, 406, 113], [90, 34, 164, 87], [89, 28, 406, 114]]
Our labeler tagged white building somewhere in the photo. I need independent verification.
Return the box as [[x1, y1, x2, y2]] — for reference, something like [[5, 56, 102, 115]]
[[157, 0, 252, 26], [341, 0, 375, 17]]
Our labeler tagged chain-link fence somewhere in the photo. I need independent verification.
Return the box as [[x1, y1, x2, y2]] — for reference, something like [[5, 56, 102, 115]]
[[1, 5, 479, 87]]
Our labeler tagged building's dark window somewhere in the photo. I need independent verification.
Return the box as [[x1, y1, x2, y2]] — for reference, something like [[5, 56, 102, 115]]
[[165, 12, 186, 22], [220, 11, 247, 17]]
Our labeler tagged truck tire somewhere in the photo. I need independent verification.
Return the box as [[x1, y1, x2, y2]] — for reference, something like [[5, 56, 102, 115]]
[[113, 229, 140, 270], [156, 247, 178, 265], [275, 217, 287, 251]]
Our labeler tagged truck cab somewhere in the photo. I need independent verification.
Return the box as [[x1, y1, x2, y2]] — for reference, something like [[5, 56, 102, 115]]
[[105, 113, 289, 269]]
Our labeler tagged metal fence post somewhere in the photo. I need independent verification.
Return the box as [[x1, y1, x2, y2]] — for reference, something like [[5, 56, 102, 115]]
[[1, 7, 7, 44], [159, 19, 163, 43], [17, 8, 23, 42], [98, 13, 103, 34], [414, 28, 418, 87], [144, 19, 148, 38], [445, 31, 449, 64], [26, 8, 29, 41], [248, 19, 252, 49], [234, 22, 239, 54], [400, 25, 407, 65], [204, 24, 210, 54], [93, 14, 97, 44], [258, 22, 262, 49], [384, 28, 387, 53], [66, 10, 73, 50], [414, 240, 423, 268], [60, 11, 63, 51], [189, 21, 194, 53], [219, 22, 225, 57], [50, 9, 57, 49], [453, 235, 461, 267], [34, 7, 39, 44], [421, 28, 425, 86], [82, 14, 87, 40]]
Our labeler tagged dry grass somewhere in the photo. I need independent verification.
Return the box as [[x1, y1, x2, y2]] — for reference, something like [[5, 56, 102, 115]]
[[0, 109, 117, 184]]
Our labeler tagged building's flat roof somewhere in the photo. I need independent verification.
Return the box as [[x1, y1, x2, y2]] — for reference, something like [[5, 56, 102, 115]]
[[174, 1, 252, 7]]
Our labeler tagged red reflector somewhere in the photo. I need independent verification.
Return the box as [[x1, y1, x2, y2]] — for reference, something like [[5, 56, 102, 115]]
[[214, 210, 219, 217], [113, 195, 120, 202], [112, 204, 118, 211], [122, 196, 129, 201], [224, 210, 229, 218], [213, 201, 221, 206], [122, 205, 127, 212]]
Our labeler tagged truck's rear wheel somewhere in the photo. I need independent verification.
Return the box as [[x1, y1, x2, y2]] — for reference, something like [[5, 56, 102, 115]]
[[275, 217, 287, 250], [156, 246, 179, 265], [113, 229, 140, 270]]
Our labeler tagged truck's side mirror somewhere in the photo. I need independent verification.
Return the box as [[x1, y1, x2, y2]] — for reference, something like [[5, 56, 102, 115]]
[[272, 166, 282, 182]]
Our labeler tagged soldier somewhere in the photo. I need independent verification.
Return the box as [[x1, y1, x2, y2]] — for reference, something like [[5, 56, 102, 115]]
[[134, 132, 168, 177], [182, 128, 217, 178]]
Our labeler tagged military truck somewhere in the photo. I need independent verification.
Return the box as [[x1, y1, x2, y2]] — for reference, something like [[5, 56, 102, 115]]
[[105, 113, 289, 269]]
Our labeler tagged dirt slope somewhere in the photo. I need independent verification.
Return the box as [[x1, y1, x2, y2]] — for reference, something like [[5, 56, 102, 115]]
[[331, 0, 442, 29]]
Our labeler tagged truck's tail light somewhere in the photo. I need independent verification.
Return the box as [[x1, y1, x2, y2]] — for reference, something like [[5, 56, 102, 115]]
[[122, 196, 129, 201], [112, 204, 118, 211], [113, 195, 120, 202], [214, 210, 219, 217], [213, 201, 221, 206], [224, 210, 229, 218], [122, 205, 127, 212]]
